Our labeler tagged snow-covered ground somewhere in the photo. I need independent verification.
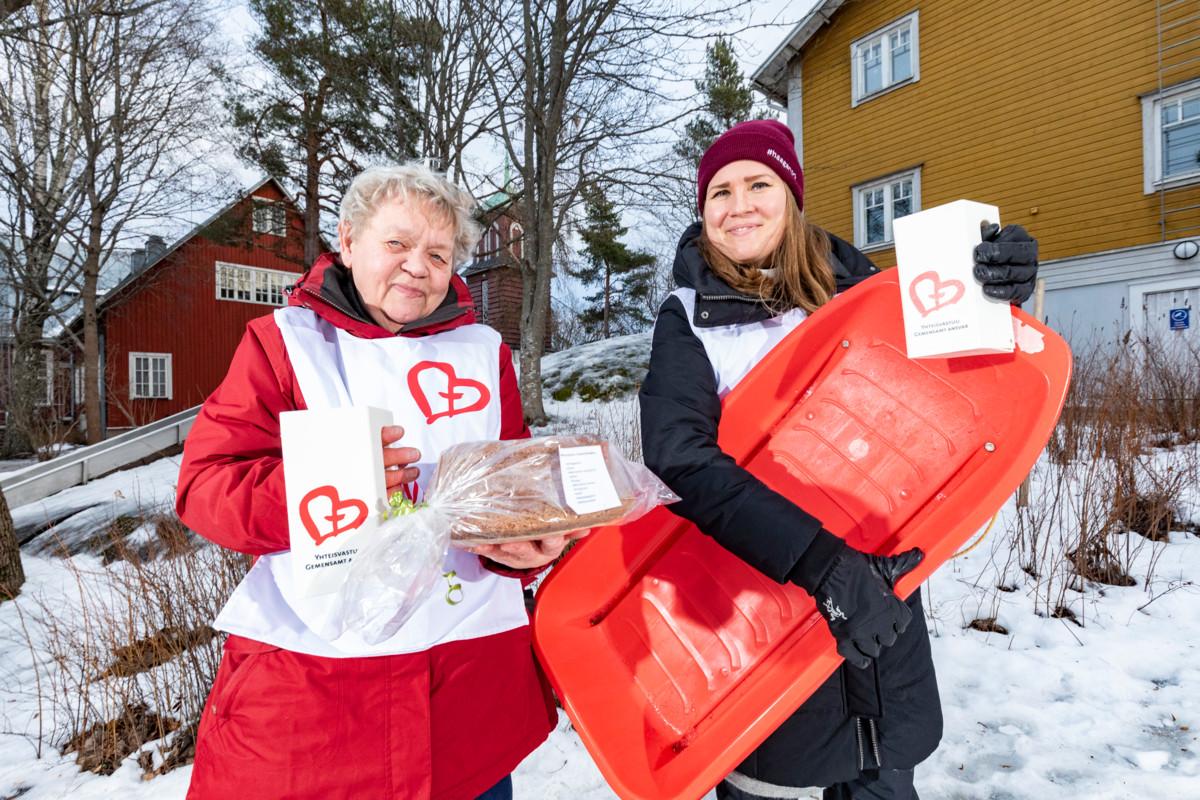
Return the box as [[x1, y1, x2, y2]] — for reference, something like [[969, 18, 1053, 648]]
[[2, 442, 1198, 799]]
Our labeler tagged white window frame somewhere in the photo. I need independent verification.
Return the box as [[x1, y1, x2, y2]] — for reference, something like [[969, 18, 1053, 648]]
[[215, 261, 294, 306], [128, 352, 172, 400], [35, 349, 53, 406], [852, 167, 922, 251], [73, 364, 85, 405], [509, 222, 523, 259], [1142, 77, 1200, 193], [1129, 273, 1200, 337], [850, 11, 920, 107], [252, 198, 288, 237]]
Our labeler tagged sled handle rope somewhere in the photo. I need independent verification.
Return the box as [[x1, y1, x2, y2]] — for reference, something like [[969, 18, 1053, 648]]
[[951, 512, 999, 559]]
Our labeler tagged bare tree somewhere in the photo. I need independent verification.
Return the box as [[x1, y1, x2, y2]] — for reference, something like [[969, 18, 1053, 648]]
[[0, 0, 88, 454], [483, 0, 747, 425], [63, 0, 221, 444]]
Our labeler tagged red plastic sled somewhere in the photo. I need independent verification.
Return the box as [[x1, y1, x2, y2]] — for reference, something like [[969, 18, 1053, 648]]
[[532, 270, 1072, 800]]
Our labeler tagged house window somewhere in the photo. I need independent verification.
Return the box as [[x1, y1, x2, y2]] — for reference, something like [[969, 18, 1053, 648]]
[[252, 198, 287, 237], [74, 365, 84, 405], [129, 352, 172, 400], [36, 349, 53, 406], [851, 11, 919, 106], [1143, 78, 1200, 192], [853, 168, 921, 250], [481, 279, 490, 323], [509, 222, 523, 260], [215, 262, 293, 306]]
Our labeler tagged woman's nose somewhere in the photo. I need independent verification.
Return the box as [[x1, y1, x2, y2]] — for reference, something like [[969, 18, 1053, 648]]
[[400, 250, 431, 278], [729, 188, 753, 215]]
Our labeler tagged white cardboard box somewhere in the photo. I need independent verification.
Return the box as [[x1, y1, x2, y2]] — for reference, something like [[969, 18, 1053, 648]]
[[893, 199, 1015, 359], [280, 406, 393, 596]]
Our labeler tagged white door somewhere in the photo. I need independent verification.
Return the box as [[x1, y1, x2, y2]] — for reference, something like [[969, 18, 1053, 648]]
[[1143, 285, 1199, 350]]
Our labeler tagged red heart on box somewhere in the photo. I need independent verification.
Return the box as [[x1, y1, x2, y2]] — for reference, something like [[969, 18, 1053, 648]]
[[407, 360, 491, 424], [300, 485, 368, 546], [909, 270, 965, 318]]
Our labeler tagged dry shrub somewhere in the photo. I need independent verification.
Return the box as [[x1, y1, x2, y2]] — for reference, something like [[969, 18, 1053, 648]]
[[1007, 334, 1199, 622], [14, 513, 249, 777]]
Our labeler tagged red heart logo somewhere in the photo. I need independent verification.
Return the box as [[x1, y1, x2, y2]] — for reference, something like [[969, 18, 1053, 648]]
[[908, 270, 966, 318], [299, 485, 368, 546], [407, 361, 491, 424]]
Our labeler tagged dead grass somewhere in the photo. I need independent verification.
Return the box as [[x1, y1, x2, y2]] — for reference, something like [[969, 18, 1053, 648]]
[[13, 512, 249, 777]]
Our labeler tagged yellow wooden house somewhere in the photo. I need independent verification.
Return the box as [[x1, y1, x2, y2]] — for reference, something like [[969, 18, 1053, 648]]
[[752, 0, 1200, 344]]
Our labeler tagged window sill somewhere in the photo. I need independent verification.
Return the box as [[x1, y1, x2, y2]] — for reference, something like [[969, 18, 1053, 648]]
[[852, 77, 917, 108], [1146, 172, 1200, 194], [858, 241, 895, 254]]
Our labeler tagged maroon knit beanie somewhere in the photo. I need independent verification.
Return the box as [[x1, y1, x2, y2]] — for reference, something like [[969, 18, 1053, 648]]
[[697, 119, 804, 214]]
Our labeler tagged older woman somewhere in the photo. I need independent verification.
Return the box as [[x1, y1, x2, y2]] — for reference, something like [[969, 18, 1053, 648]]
[[640, 121, 1038, 800], [177, 163, 566, 800]]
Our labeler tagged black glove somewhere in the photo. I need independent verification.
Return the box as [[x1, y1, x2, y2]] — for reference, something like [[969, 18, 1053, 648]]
[[974, 222, 1038, 305], [790, 529, 923, 669]]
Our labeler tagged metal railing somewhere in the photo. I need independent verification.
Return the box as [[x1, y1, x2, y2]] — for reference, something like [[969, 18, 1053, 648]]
[[0, 405, 199, 508]]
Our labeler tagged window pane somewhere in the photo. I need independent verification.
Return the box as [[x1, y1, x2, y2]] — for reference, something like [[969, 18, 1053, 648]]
[[863, 42, 883, 95], [1183, 97, 1200, 120], [890, 29, 912, 83], [892, 180, 913, 219], [1164, 103, 1180, 126], [866, 206, 885, 243], [1164, 119, 1200, 176]]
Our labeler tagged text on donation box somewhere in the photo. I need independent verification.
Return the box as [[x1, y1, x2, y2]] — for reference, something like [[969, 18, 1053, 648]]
[[280, 406, 394, 596], [894, 199, 1015, 360]]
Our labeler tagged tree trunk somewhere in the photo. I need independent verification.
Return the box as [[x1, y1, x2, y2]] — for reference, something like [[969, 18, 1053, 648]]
[[603, 264, 611, 339], [4, 311, 47, 455], [303, 95, 323, 267], [82, 224, 104, 444], [0, 486, 24, 602]]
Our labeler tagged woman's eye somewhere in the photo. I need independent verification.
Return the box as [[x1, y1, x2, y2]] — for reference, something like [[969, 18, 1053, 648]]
[[431, 253, 447, 264], [710, 188, 729, 199], [752, 181, 770, 190]]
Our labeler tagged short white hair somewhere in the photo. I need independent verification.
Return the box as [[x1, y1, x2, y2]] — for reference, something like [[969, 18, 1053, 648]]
[[339, 162, 482, 267]]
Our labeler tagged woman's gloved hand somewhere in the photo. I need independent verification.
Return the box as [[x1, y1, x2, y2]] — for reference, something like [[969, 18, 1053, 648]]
[[974, 222, 1039, 305], [790, 530, 923, 669]]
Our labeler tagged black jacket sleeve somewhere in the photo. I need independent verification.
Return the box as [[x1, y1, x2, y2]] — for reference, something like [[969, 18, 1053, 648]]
[[638, 295, 826, 583]]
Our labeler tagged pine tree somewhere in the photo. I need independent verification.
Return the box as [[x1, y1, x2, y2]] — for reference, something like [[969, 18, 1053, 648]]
[[228, 0, 423, 265], [674, 36, 756, 168], [570, 185, 656, 340]]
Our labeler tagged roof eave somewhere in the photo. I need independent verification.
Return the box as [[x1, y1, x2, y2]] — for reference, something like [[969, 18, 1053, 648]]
[[751, 0, 846, 104]]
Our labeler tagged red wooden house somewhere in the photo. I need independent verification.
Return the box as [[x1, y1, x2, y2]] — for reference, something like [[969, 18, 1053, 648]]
[[69, 177, 311, 434], [461, 202, 551, 353]]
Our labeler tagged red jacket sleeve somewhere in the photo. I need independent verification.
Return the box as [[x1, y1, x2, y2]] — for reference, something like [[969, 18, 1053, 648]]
[[176, 317, 303, 556]]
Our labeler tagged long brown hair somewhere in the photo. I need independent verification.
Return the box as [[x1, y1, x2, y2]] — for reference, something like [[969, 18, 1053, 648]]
[[699, 191, 836, 314]]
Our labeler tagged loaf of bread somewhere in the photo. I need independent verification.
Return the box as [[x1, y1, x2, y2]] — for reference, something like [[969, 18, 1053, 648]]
[[428, 435, 638, 545]]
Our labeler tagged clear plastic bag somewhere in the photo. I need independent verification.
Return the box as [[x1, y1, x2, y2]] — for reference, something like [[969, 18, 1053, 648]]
[[340, 435, 679, 644]]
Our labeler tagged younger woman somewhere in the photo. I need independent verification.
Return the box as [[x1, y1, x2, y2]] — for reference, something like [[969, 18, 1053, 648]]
[[639, 120, 1037, 800]]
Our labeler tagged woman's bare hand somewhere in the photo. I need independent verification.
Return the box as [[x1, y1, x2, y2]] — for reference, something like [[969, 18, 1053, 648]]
[[381, 425, 421, 491], [469, 532, 586, 570]]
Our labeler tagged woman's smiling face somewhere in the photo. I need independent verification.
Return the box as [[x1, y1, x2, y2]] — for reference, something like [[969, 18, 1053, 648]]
[[338, 197, 456, 332], [702, 159, 789, 265]]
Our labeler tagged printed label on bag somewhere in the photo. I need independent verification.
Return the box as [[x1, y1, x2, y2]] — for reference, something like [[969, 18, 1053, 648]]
[[558, 445, 621, 515]]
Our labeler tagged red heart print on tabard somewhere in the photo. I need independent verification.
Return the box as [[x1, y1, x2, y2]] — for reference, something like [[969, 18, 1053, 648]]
[[300, 485, 368, 546], [407, 361, 491, 424], [908, 270, 966, 318]]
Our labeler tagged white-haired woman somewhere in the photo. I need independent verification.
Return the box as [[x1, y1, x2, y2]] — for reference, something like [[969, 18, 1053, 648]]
[[178, 163, 565, 800]]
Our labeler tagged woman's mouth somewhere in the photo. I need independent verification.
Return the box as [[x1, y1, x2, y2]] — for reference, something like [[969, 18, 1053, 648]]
[[389, 284, 424, 299], [726, 224, 759, 237]]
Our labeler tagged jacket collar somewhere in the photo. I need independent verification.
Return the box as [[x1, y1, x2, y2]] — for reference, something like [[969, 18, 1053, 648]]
[[287, 253, 476, 339], [672, 222, 878, 328]]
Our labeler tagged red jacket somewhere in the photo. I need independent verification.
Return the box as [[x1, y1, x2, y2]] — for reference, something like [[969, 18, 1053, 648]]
[[178, 255, 555, 799]]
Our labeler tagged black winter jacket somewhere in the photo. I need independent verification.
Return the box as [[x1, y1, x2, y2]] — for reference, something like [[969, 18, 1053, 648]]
[[638, 223, 943, 790]]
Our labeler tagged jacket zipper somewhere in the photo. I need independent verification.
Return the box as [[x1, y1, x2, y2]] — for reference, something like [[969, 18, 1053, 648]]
[[856, 717, 865, 771], [869, 718, 882, 769], [299, 285, 360, 321], [699, 293, 763, 303]]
